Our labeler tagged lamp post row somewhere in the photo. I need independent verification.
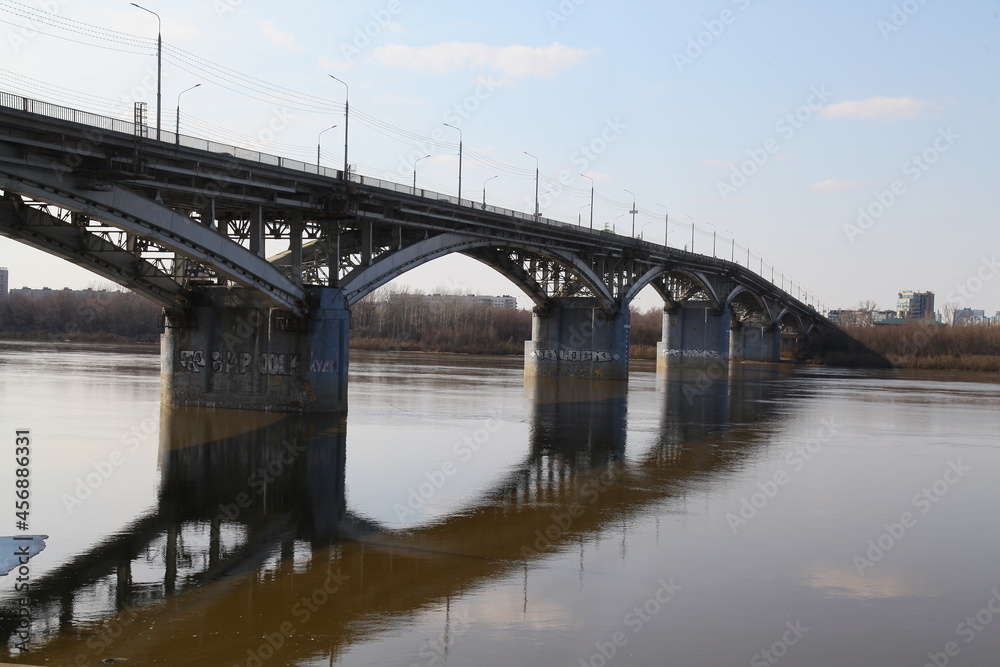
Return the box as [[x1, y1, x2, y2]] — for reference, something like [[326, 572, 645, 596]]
[[125, 20, 803, 301]]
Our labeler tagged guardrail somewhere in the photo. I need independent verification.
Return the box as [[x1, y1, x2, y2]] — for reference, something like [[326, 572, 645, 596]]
[[0, 89, 568, 229]]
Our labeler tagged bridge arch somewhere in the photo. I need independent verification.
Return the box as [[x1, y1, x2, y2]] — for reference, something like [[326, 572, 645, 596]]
[[340, 232, 615, 309], [726, 285, 775, 325], [775, 307, 805, 335], [0, 172, 304, 314], [623, 266, 722, 309]]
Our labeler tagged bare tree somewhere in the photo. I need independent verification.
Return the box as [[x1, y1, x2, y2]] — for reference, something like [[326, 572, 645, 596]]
[[855, 300, 879, 327], [942, 302, 960, 326]]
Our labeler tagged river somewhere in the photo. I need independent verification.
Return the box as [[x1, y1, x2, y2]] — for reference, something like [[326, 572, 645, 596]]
[[1, 340, 999, 666]]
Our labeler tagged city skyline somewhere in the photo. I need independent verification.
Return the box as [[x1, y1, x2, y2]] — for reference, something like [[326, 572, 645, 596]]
[[0, 0, 996, 313]]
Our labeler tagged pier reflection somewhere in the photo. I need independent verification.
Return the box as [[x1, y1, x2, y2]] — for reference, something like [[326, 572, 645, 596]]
[[2, 364, 796, 664]]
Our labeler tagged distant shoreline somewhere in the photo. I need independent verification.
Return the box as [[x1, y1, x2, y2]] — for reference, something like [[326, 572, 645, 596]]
[[3, 335, 996, 373]]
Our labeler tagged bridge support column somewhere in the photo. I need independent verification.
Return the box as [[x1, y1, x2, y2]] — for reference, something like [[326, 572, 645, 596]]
[[524, 297, 629, 380], [656, 302, 731, 371], [730, 323, 780, 363], [161, 286, 350, 412]]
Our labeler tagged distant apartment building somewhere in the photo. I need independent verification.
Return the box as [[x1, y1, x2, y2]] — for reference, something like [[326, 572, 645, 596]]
[[896, 291, 935, 320], [829, 308, 897, 326], [953, 308, 986, 326], [421, 294, 519, 309], [0, 267, 7, 296]]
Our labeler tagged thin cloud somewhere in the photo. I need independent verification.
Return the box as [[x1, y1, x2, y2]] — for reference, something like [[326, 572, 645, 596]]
[[374, 93, 425, 107], [820, 96, 933, 120], [809, 179, 864, 194], [371, 42, 598, 79], [581, 170, 613, 183], [260, 21, 305, 55], [699, 158, 733, 167], [318, 56, 358, 74]]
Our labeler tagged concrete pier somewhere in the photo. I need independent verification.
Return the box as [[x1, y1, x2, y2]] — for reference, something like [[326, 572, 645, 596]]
[[524, 297, 630, 380], [161, 286, 350, 412], [656, 302, 731, 371], [730, 323, 780, 363]]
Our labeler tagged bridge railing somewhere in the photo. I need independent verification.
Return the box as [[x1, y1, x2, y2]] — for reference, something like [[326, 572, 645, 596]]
[[0, 89, 824, 314], [0, 90, 580, 230]]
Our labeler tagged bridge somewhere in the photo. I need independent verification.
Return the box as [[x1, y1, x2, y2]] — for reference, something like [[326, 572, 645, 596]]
[[0, 90, 835, 412]]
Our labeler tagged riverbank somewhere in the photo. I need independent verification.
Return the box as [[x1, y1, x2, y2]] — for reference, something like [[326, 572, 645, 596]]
[[833, 323, 1000, 371]]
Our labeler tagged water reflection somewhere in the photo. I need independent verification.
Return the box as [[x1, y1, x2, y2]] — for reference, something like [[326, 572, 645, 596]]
[[3, 364, 797, 665]]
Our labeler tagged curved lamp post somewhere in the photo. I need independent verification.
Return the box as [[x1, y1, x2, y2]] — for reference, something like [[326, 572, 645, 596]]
[[317, 124, 337, 173], [131, 3, 161, 140], [329, 75, 349, 176], [443, 123, 463, 202], [175, 83, 200, 145]]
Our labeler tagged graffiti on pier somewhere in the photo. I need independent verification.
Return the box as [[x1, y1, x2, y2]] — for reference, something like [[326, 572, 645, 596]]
[[178, 350, 300, 376], [530, 349, 624, 363]]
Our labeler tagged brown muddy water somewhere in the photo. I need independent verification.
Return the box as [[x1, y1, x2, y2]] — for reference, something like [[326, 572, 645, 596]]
[[1, 341, 999, 666]]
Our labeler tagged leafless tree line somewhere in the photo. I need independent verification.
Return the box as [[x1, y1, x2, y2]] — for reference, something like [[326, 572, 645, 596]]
[[0, 288, 163, 342]]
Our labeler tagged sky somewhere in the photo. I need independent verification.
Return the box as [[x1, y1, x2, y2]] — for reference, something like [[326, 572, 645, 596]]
[[0, 0, 997, 315]]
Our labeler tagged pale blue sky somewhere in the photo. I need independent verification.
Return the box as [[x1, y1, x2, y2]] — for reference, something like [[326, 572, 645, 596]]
[[1, 0, 997, 313]]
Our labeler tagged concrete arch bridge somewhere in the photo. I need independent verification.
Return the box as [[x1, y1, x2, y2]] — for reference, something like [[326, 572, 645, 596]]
[[0, 91, 832, 412]]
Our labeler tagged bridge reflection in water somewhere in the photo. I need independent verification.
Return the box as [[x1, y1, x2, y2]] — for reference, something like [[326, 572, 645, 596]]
[[2, 365, 796, 664]]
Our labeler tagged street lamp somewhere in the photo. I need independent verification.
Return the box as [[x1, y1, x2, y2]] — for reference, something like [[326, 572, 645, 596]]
[[624, 188, 637, 237], [317, 124, 337, 173], [131, 3, 161, 141], [640, 220, 654, 240], [328, 75, 349, 176], [578, 203, 590, 226], [443, 123, 463, 202], [175, 83, 200, 145], [725, 229, 736, 262], [684, 214, 696, 253], [523, 151, 539, 220], [580, 173, 595, 230], [656, 203, 668, 247], [701, 220, 717, 257], [610, 213, 625, 233], [483, 175, 498, 209], [413, 154, 431, 190]]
